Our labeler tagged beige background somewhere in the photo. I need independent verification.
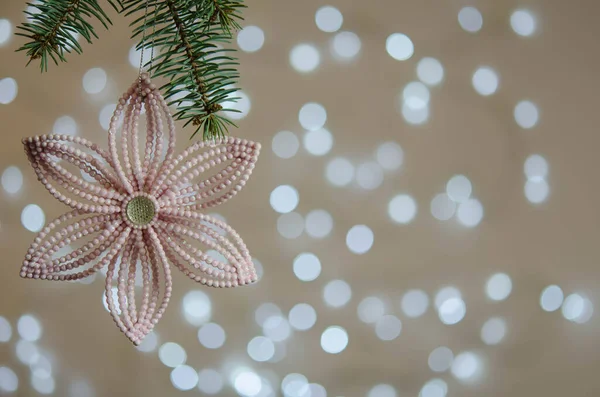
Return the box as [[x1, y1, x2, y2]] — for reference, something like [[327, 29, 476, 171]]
[[1, 0, 600, 396]]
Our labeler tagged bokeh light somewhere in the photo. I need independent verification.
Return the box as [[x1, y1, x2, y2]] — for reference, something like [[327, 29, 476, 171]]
[[198, 369, 224, 394], [53, 115, 77, 136], [0, 19, 12, 46], [524, 154, 549, 181], [293, 252, 322, 282], [299, 102, 327, 131], [472, 67, 499, 96], [525, 179, 550, 204], [0, 316, 11, 342], [326, 157, 355, 186], [446, 175, 472, 203], [17, 314, 42, 341], [182, 290, 211, 326], [82, 68, 107, 94], [323, 279, 352, 308], [0, 77, 18, 105], [540, 285, 564, 312], [357, 296, 386, 324], [289, 303, 317, 331], [270, 185, 299, 214], [451, 352, 481, 381], [458, 7, 483, 33], [481, 317, 507, 345], [438, 298, 466, 325], [428, 347, 454, 373], [198, 323, 226, 349], [386, 33, 414, 61], [376, 142, 404, 171], [486, 273, 512, 301], [237, 26, 265, 52], [303, 128, 333, 156], [401, 289, 429, 318], [290, 44, 320, 73], [510, 9, 536, 37], [320, 326, 349, 354], [388, 194, 417, 224], [315, 6, 343, 32], [305, 209, 333, 238], [272, 130, 300, 159], [171, 365, 199, 391], [430, 193, 457, 221], [247, 336, 275, 362], [356, 162, 384, 190], [0, 367, 18, 393], [158, 342, 186, 368], [456, 199, 484, 227], [417, 57, 444, 86], [346, 225, 374, 254], [368, 384, 397, 397], [277, 212, 304, 239], [331, 31, 361, 60], [262, 315, 291, 342], [375, 315, 402, 341], [2, 166, 23, 195], [514, 100, 539, 129]]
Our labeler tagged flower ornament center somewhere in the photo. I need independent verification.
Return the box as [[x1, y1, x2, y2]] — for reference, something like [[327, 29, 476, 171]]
[[124, 194, 157, 227]]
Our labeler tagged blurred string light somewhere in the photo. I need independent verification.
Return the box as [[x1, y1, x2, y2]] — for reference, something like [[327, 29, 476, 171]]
[[562, 293, 594, 324], [128, 44, 152, 68], [272, 130, 300, 159], [277, 212, 304, 239], [510, 9, 536, 37], [247, 336, 275, 362], [368, 384, 397, 397], [255, 303, 282, 327], [524, 154, 550, 204], [171, 365, 199, 391], [289, 303, 317, 331], [331, 31, 361, 60], [456, 198, 484, 227], [356, 162, 384, 190], [540, 285, 564, 312], [375, 315, 402, 341], [303, 128, 333, 156], [435, 287, 466, 325], [290, 43, 320, 73], [326, 157, 355, 186], [358, 296, 386, 324], [15, 339, 39, 365], [401, 289, 429, 318], [158, 342, 187, 368], [269, 341, 287, 363], [346, 224, 374, 254], [417, 58, 444, 86], [320, 326, 348, 354], [281, 373, 308, 397], [53, 115, 77, 136], [223, 90, 251, 120], [270, 185, 299, 213], [323, 279, 352, 308], [182, 290, 211, 326], [2, 166, 23, 195], [68, 380, 94, 397], [82, 68, 107, 94], [21, 204, 45, 232], [237, 26, 265, 52], [472, 67, 499, 96], [198, 369, 224, 394], [315, 6, 343, 33], [403, 81, 430, 110], [262, 315, 292, 342], [388, 194, 417, 224], [136, 331, 159, 353], [376, 142, 404, 171], [386, 33, 414, 61], [309, 383, 327, 397], [0, 19, 12, 46], [514, 100, 539, 129], [0, 316, 11, 342], [458, 7, 483, 33], [446, 175, 472, 203], [430, 193, 456, 221], [481, 317, 507, 345], [299, 102, 327, 131], [305, 209, 333, 238], [293, 252, 321, 282], [17, 314, 42, 342], [435, 286, 461, 309], [99, 103, 116, 130], [198, 323, 226, 349], [31, 373, 55, 394], [0, 77, 18, 105], [428, 346, 454, 373], [451, 351, 482, 382], [485, 273, 513, 301], [234, 369, 262, 397], [420, 379, 448, 397]]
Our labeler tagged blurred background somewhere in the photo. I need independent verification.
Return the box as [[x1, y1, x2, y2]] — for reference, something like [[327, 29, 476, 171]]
[[1, 0, 600, 396]]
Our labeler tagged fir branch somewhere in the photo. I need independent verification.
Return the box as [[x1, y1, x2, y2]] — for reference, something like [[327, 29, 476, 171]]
[[16, 0, 119, 72]]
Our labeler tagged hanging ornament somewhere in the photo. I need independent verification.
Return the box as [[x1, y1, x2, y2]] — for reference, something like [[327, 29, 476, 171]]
[[20, 73, 261, 345]]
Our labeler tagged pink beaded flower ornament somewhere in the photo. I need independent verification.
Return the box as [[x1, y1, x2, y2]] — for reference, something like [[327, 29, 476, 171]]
[[21, 74, 260, 345]]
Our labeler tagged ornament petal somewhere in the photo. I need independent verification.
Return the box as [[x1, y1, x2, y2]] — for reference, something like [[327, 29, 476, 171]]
[[21, 210, 131, 281], [23, 135, 126, 213], [156, 209, 257, 287], [153, 137, 260, 210]]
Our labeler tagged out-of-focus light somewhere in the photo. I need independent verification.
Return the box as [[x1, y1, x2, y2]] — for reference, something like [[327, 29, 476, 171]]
[[82, 68, 107, 94], [375, 315, 402, 341], [401, 289, 429, 318], [136, 331, 158, 353], [472, 67, 499, 96], [357, 296, 386, 324], [525, 179, 550, 204], [293, 252, 321, 282], [305, 209, 333, 239], [456, 199, 483, 227], [237, 26, 265, 52], [303, 128, 333, 156], [368, 384, 397, 397], [486, 273, 512, 301], [270, 185, 299, 214], [234, 370, 262, 397], [388, 194, 417, 224], [438, 298, 466, 325], [510, 10, 536, 37], [277, 212, 304, 239], [514, 100, 539, 129], [320, 326, 348, 354], [430, 193, 457, 221], [0, 78, 18, 104], [524, 154, 549, 181], [53, 115, 77, 136], [158, 342, 186, 367], [0, 317, 11, 342], [17, 314, 42, 341], [262, 315, 291, 342], [331, 31, 361, 59], [182, 290, 211, 326], [281, 373, 308, 397], [198, 323, 226, 349], [171, 365, 199, 391], [2, 166, 23, 195], [401, 103, 429, 124], [198, 369, 223, 394], [386, 33, 414, 61], [0, 367, 18, 393], [15, 340, 39, 365], [99, 103, 116, 130], [403, 81, 430, 110], [128, 44, 152, 68], [376, 142, 404, 171], [446, 175, 472, 203], [309, 383, 327, 397], [290, 44, 320, 73], [326, 157, 354, 186], [435, 286, 462, 309], [540, 285, 563, 312], [417, 57, 444, 86], [299, 102, 327, 131], [420, 379, 448, 397], [272, 131, 300, 159], [31, 374, 55, 394], [68, 380, 94, 397], [346, 225, 374, 254], [315, 6, 343, 32], [451, 352, 481, 382], [356, 162, 384, 190], [562, 293, 594, 324], [458, 7, 483, 33], [289, 303, 317, 331], [0, 19, 12, 46], [247, 336, 275, 362], [481, 317, 507, 345], [428, 347, 454, 373], [323, 280, 352, 308], [223, 90, 251, 120], [255, 303, 281, 327]]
